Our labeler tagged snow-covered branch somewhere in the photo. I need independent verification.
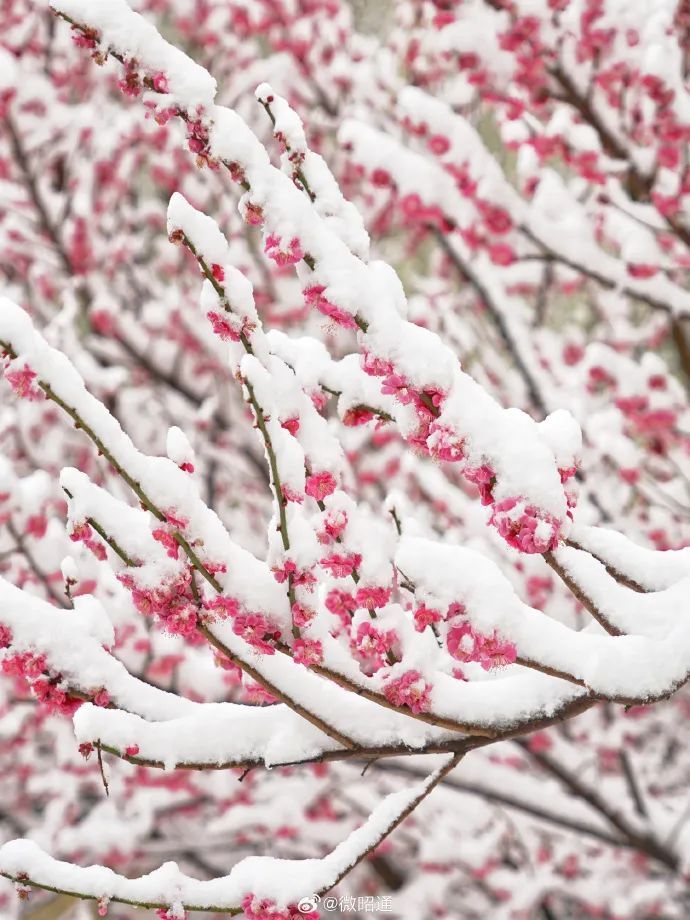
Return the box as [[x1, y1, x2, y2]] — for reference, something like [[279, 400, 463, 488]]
[[1, 0, 689, 915]]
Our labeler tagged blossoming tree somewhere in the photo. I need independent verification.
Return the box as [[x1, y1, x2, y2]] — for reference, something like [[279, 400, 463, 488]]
[[0, 0, 689, 918]]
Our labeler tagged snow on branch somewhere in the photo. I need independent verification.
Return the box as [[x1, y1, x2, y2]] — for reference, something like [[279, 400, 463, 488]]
[[52, 0, 216, 108], [255, 83, 370, 260], [0, 755, 458, 916], [397, 535, 690, 702], [0, 575, 200, 721], [29, 0, 689, 746], [0, 297, 377, 750], [52, 0, 584, 557], [340, 103, 690, 318], [0, 300, 285, 619], [569, 524, 690, 591]]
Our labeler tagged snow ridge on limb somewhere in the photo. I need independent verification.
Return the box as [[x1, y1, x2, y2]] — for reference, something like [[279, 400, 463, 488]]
[[0, 298, 284, 620], [569, 524, 690, 591], [397, 536, 690, 702], [0, 755, 457, 915], [51, 0, 216, 108], [163, 194, 587, 740], [5, 293, 531, 748], [40, 0, 690, 750], [52, 0, 580, 557], [0, 297, 370, 750], [254, 82, 370, 260], [0, 576, 201, 720], [390, 86, 690, 318]]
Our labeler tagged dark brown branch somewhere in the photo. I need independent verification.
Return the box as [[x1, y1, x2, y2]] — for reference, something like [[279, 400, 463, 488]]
[[564, 538, 648, 594], [372, 761, 634, 852], [432, 226, 548, 417], [619, 749, 648, 819], [3, 113, 73, 275], [516, 740, 678, 871], [6, 520, 68, 609], [543, 551, 623, 636]]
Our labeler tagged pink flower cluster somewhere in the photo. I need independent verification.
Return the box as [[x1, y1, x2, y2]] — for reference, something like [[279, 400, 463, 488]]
[[25, 514, 47, 539], [152, 72, 169, 94], [119, 571, 200, 640], [242, 200, 265, 226], [186, 118, 211, 165], [206, 305, 256, 344], [355, 586, 391, 610], [117, 62, 142, 98], [155, 909, 188, 920], [464, 464, 496, 505], [264, 234, 304, 266], [71, 25, 99, 50], [325, 589, 357, 624], [428, 424, 465, 462], [303, 284, 358, 330], [412, 603, 442, 632], [526, 575, 553, 609], [207, 311, 240, 342], [69, 217, 93, 274], [305, 471, 337, 501], [205, 595, 240, 619], [588, 365, 617, 392], [242, 895, 318, 920], [152, 527, 180, 559], [69, 521, 107, 561], [292, 603, 316, 628], [362, 352, 394, 377], [354, 621, 397, 670], [342, 406, 376, 426], [93, 688, 111, 707], [398, 193, 454, 233], [293, 637, 323, 666], [4, 362, 43, 402], [447, 622, 517, 671], [380, 373, 415, 405], [317, 508, 348, 543], [361, 350, 570, 553], [363, 354, 442, 424], [382, 669, 432, 714], [31, 677, 83, 716], [1, 643, 84, 716], [319, 552, 361, 578], [490, 499, 559, 553], [281, 416, 300, 436], [282, 484, 305, 504], [273, 560, 317, 591], [204, 594, 283, 655], [233, 612, 282, 655]]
